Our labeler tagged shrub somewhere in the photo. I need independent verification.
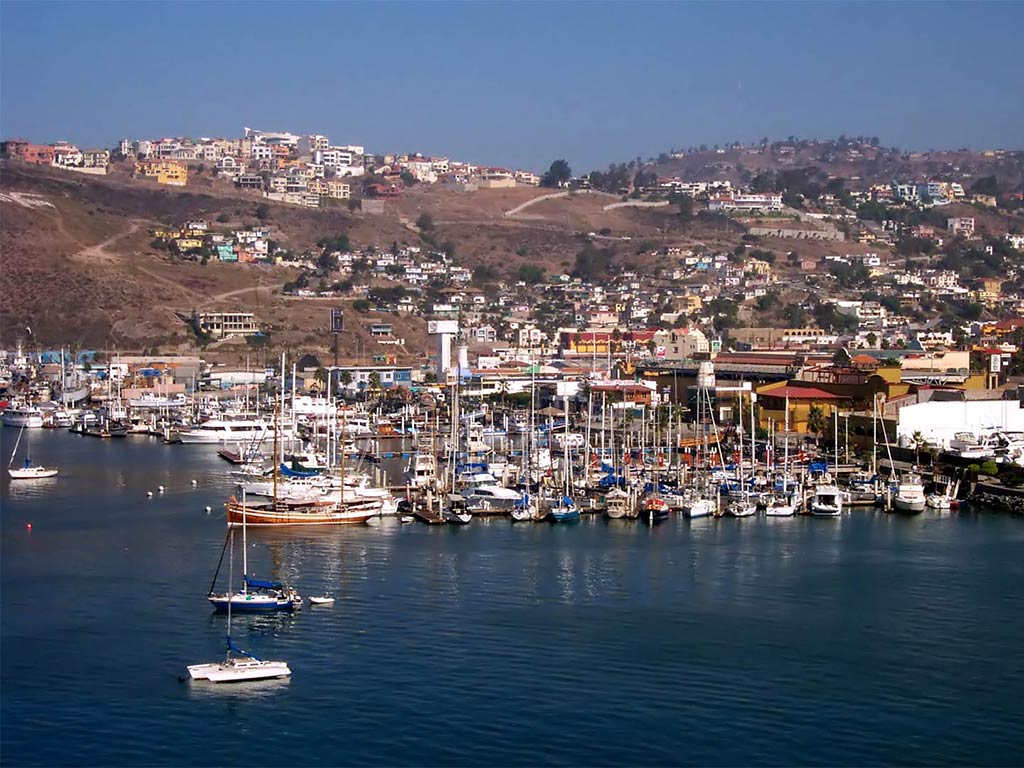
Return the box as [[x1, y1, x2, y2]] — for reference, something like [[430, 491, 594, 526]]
[[980, 461, 999, 476]]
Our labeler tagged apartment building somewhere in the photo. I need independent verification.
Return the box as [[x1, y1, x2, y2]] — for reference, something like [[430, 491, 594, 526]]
[[707, 192, 783, 212], [135, 160, 188, 186], [197, 311, 260, 338]]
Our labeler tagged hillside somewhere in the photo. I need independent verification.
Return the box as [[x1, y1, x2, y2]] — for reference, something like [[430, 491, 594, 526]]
[[634, 141, 1024, 193], [0, 163, 728, 360]]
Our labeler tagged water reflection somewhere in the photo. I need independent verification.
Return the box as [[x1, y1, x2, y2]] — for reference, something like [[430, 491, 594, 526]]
[[185, 676, 291, 700]]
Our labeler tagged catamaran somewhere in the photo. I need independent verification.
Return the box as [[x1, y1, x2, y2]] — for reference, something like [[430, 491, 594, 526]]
[[188, 527, 291, 683]]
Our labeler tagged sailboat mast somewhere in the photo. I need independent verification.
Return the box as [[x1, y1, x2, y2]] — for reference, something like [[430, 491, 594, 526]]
[[563, 393, 571, 498], [241, 490, 248, 595], [784, 394, 790, 474], [738, 385, 745, 490], [8, 424, 25, 468], [750, 392, 756, 478], [226, 528, 234, 660]]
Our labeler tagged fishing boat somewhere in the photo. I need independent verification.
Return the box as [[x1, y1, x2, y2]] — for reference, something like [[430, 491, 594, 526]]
[[188, 527, 291, 683], [603, 487, 632, 520], [7, 423, 58, 479]]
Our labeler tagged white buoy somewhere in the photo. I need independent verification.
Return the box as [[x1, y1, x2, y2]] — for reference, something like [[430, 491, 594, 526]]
[[146, 491, 153, 497], [158, 485, 165, 493], [205, 506, 212, 513], [191, 479, 198, 486]]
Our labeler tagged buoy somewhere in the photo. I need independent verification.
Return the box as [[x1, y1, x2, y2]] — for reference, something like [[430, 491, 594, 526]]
[[26, 523, 32, 530], [146, 491, 153, 497], [158, 485, 165, 492], [205, 506, 212, 513], [191, 479, 198, 486]]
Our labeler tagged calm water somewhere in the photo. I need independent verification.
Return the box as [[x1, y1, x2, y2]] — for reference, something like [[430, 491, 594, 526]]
[[2, 428, 1024, 766]]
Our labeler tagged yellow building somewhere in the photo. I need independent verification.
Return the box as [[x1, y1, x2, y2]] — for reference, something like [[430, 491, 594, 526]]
[[173, 237, 204, 251], [135, 160, 188, 186], [754, 383, 851, 434], [681, 294, 703, 314]]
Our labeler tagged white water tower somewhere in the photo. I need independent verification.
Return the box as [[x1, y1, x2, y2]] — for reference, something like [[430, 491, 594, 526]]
[[697, 360, 716, 391], [428, 320, 459, 379]]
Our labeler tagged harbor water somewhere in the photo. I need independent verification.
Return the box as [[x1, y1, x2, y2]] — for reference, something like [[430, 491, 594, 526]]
[[2, 428, 1024, 766]]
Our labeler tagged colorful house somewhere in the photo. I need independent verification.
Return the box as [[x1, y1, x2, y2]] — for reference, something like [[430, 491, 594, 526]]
[[216, 244, 238, 262], [135, 160, 188, 186]]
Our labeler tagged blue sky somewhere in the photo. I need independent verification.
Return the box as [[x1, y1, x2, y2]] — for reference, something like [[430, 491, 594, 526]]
[[2, 1, 1022, 172]]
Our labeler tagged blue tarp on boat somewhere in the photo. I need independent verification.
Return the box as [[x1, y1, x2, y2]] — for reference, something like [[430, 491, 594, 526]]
[[280, 463, 320, 478], [245, 576, 283, 590]]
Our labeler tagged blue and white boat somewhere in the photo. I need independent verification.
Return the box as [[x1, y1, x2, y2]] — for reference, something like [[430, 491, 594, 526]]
[[548, 494, 580, 523], [207, 499, 300, 612]]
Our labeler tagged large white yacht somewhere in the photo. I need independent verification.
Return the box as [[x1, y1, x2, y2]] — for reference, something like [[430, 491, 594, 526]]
[[177, 415, 290, 444], [1, 404, 45, 429]]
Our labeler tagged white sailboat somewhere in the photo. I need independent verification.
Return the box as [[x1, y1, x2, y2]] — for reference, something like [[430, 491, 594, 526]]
[[7, 423, 58, 479], [727, 386, 757, 517], [188, 526, 291, 683]]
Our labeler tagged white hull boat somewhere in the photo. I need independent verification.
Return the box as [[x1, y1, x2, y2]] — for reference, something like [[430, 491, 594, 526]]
[[2, 407, 45, 429], [686, 497, 715, 519], [8, 465, 59, 479], [893, 473, 927, 514], [187, 658, 291, 683]]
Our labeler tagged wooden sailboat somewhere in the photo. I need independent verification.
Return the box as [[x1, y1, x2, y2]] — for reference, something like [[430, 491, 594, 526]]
[[225, 398, 376, 527]]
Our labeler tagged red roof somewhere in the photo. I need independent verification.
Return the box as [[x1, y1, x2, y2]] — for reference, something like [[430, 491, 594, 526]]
[[761, 386, 849, 400]]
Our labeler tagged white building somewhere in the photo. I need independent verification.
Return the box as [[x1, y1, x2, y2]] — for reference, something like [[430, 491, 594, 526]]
[[707, 192, 783, 212]]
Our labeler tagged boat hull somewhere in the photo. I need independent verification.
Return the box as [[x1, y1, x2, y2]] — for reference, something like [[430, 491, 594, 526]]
[[8, 467, 58, 479], [226, 500, 375, 527], [208, 594, 297, 612], [187, 659, 291, 682], [893, 497, 926, 514]]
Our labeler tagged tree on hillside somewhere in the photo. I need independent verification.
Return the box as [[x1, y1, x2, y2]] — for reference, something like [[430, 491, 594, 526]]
[[416, 212, 434, 231], [541, 159, 572, 188], [516, 264, 546, 284], [675, 195, 694, 220], [255, 203, 270, 221], [971, 176, 1000, 197]]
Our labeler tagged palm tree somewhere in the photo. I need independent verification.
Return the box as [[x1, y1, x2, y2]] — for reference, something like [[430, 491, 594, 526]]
[[910, 430, 928, 467], [807, 404, 827, 443]]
